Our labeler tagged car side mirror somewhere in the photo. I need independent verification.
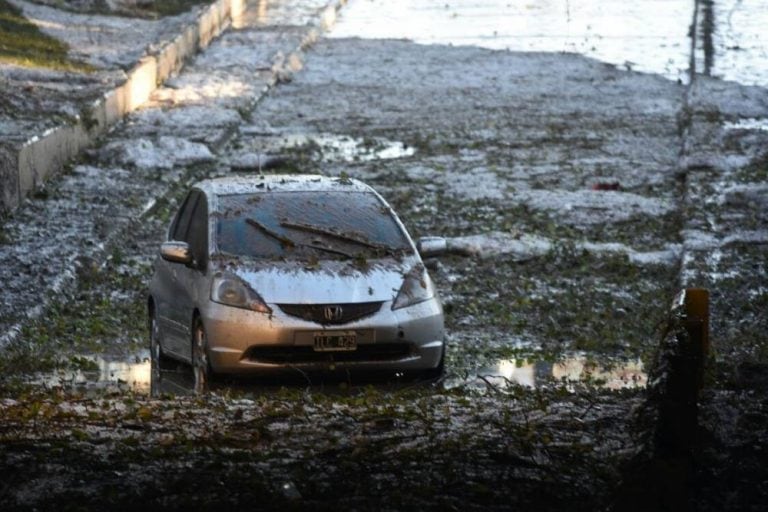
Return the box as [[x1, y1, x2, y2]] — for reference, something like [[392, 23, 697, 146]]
[[160, 241, 193, 265], [416, 236, 447, 258]]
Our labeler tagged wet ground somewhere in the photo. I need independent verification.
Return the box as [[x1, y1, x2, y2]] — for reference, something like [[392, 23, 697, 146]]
[[332, 0, 768, 86], [1, 0, 767, 510]]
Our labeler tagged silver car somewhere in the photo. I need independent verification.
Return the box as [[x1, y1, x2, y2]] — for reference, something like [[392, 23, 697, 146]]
[[148, 175, 445, 389]]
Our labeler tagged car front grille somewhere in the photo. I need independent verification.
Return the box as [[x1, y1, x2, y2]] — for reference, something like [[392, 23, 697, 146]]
[[277, 301, 384, 325], [245, 344, 412, 364]]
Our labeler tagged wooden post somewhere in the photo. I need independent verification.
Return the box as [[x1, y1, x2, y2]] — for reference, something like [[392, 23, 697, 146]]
[[610, 288, 710, 511], [682, 288, 709, 389]]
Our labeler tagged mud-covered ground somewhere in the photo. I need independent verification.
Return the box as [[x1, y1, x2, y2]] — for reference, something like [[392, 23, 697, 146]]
[[1, 0, 767, 510]]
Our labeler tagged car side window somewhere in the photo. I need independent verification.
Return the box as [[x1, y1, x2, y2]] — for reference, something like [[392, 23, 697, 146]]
[[186, 195, 209, 271], [171, 191, 199, 241]]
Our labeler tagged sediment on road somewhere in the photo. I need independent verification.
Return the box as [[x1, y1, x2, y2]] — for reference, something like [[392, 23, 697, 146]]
[[0, 1, 765, 510]]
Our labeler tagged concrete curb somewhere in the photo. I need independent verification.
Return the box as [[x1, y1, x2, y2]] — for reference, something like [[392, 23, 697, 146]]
[[3, 0, 246, 213]]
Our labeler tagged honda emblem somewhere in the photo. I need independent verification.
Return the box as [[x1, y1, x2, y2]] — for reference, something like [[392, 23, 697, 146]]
[[324, 305, 344, 322]]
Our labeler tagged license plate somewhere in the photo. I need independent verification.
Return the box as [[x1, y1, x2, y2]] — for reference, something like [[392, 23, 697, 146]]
[[313, 331, 357, 352]]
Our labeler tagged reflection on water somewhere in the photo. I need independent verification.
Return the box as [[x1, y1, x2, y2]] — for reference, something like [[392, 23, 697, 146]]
[[448, 356, 647, 391], [35, 352, 645, 396], [332, 0, 692, 82], [36, 352, 152, 394], [245, 133, 415, 162], [723, 118, 768, 131], [332, 0, 768, 87], [704, 0, 768, 87]]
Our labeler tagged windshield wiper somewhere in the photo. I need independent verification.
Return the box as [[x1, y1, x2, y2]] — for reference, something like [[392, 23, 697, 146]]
[[306, 240, 354, 258], [280, 221, 396, 253], [247, 218, 353, 258], [246, 218, 295, 248]]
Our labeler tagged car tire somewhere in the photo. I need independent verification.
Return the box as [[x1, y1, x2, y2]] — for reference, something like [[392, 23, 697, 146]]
[[192, 317, 212, 394]]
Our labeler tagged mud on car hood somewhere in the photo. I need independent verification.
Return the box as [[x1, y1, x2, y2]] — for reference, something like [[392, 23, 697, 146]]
[[223, 256, 418, 304]]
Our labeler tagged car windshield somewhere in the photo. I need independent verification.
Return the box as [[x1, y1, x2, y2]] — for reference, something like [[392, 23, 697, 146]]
[[214, 191, 413, 260]]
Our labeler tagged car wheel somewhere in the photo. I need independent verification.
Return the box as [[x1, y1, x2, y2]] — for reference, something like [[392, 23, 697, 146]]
[[192, 318, 211, 394]]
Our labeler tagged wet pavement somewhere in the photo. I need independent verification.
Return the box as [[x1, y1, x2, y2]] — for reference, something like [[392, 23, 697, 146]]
[[1, 0, 767, 509]]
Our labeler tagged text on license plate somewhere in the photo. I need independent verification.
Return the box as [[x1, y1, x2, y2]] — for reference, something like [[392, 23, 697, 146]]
[[313, 331, 357, 352]]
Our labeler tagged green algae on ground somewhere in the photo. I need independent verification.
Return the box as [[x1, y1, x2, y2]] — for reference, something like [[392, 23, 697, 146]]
[[135, 0, 209, 18], [445, 251, 677, 359], [0, 255, 150, 375], [0, 381, 642, 511], [25, 0, 208, 18], [0, 0, 93, 72]]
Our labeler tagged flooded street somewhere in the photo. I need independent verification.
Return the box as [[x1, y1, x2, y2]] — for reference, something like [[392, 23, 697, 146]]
[[703, 0, 768, 86], [1, 0, 767, 509], [333, 0, 693, 81], [333, 0, 768, 87], [35, 351, 645, 396]]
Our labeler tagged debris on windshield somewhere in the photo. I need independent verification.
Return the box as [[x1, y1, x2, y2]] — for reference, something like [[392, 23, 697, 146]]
[[303, 254, 321, 270], [336, 171, 353, 185], [352, 253, 370, 271]]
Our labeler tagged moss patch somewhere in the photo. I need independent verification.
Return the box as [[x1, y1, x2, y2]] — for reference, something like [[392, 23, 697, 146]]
[[142, 0, 208, 17], [0, 254, 150, 375], [27, 0, 209, 18], [0, 0, 93, 71], [445, 251, 676, 359]]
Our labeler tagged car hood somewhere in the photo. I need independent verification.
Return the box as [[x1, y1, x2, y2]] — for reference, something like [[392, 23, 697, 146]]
[[221, 256, 419, 304]]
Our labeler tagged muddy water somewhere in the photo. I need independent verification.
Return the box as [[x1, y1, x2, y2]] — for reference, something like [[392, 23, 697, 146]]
[[450, 356, 647, 391], [36, 354, 151, 394], [332, 0, 768, 86], [36, 352, 646, 395], [238, 132, 415, 162]]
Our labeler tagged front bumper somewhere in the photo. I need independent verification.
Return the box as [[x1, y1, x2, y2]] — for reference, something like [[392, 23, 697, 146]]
[[201, 298, 444, 374]]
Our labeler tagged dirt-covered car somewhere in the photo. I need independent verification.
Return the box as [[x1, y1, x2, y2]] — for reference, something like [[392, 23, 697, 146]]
[[148, 175, 445, 388]]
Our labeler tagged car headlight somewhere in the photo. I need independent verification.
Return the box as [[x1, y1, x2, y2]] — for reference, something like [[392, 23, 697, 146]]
[[211, 273, 272, 314], [392, 264, 435, 310]]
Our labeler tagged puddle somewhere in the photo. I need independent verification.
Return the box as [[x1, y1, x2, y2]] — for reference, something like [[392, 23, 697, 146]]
[[448, 355, 647, 391], [241, 132, 415, 162], [33, 352, 443, 397], [33, 351, 646, 396], [723, 118, 768, 131], [332, 0, 768, 87], [34, 353, 151, 394]]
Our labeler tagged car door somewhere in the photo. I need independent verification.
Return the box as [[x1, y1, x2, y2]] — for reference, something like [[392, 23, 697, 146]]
[[172, 192, 210, 361], [156, 191, 200, 358]]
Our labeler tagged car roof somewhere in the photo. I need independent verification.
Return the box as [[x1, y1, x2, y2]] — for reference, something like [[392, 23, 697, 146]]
[[194, 174, 374, 196]]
